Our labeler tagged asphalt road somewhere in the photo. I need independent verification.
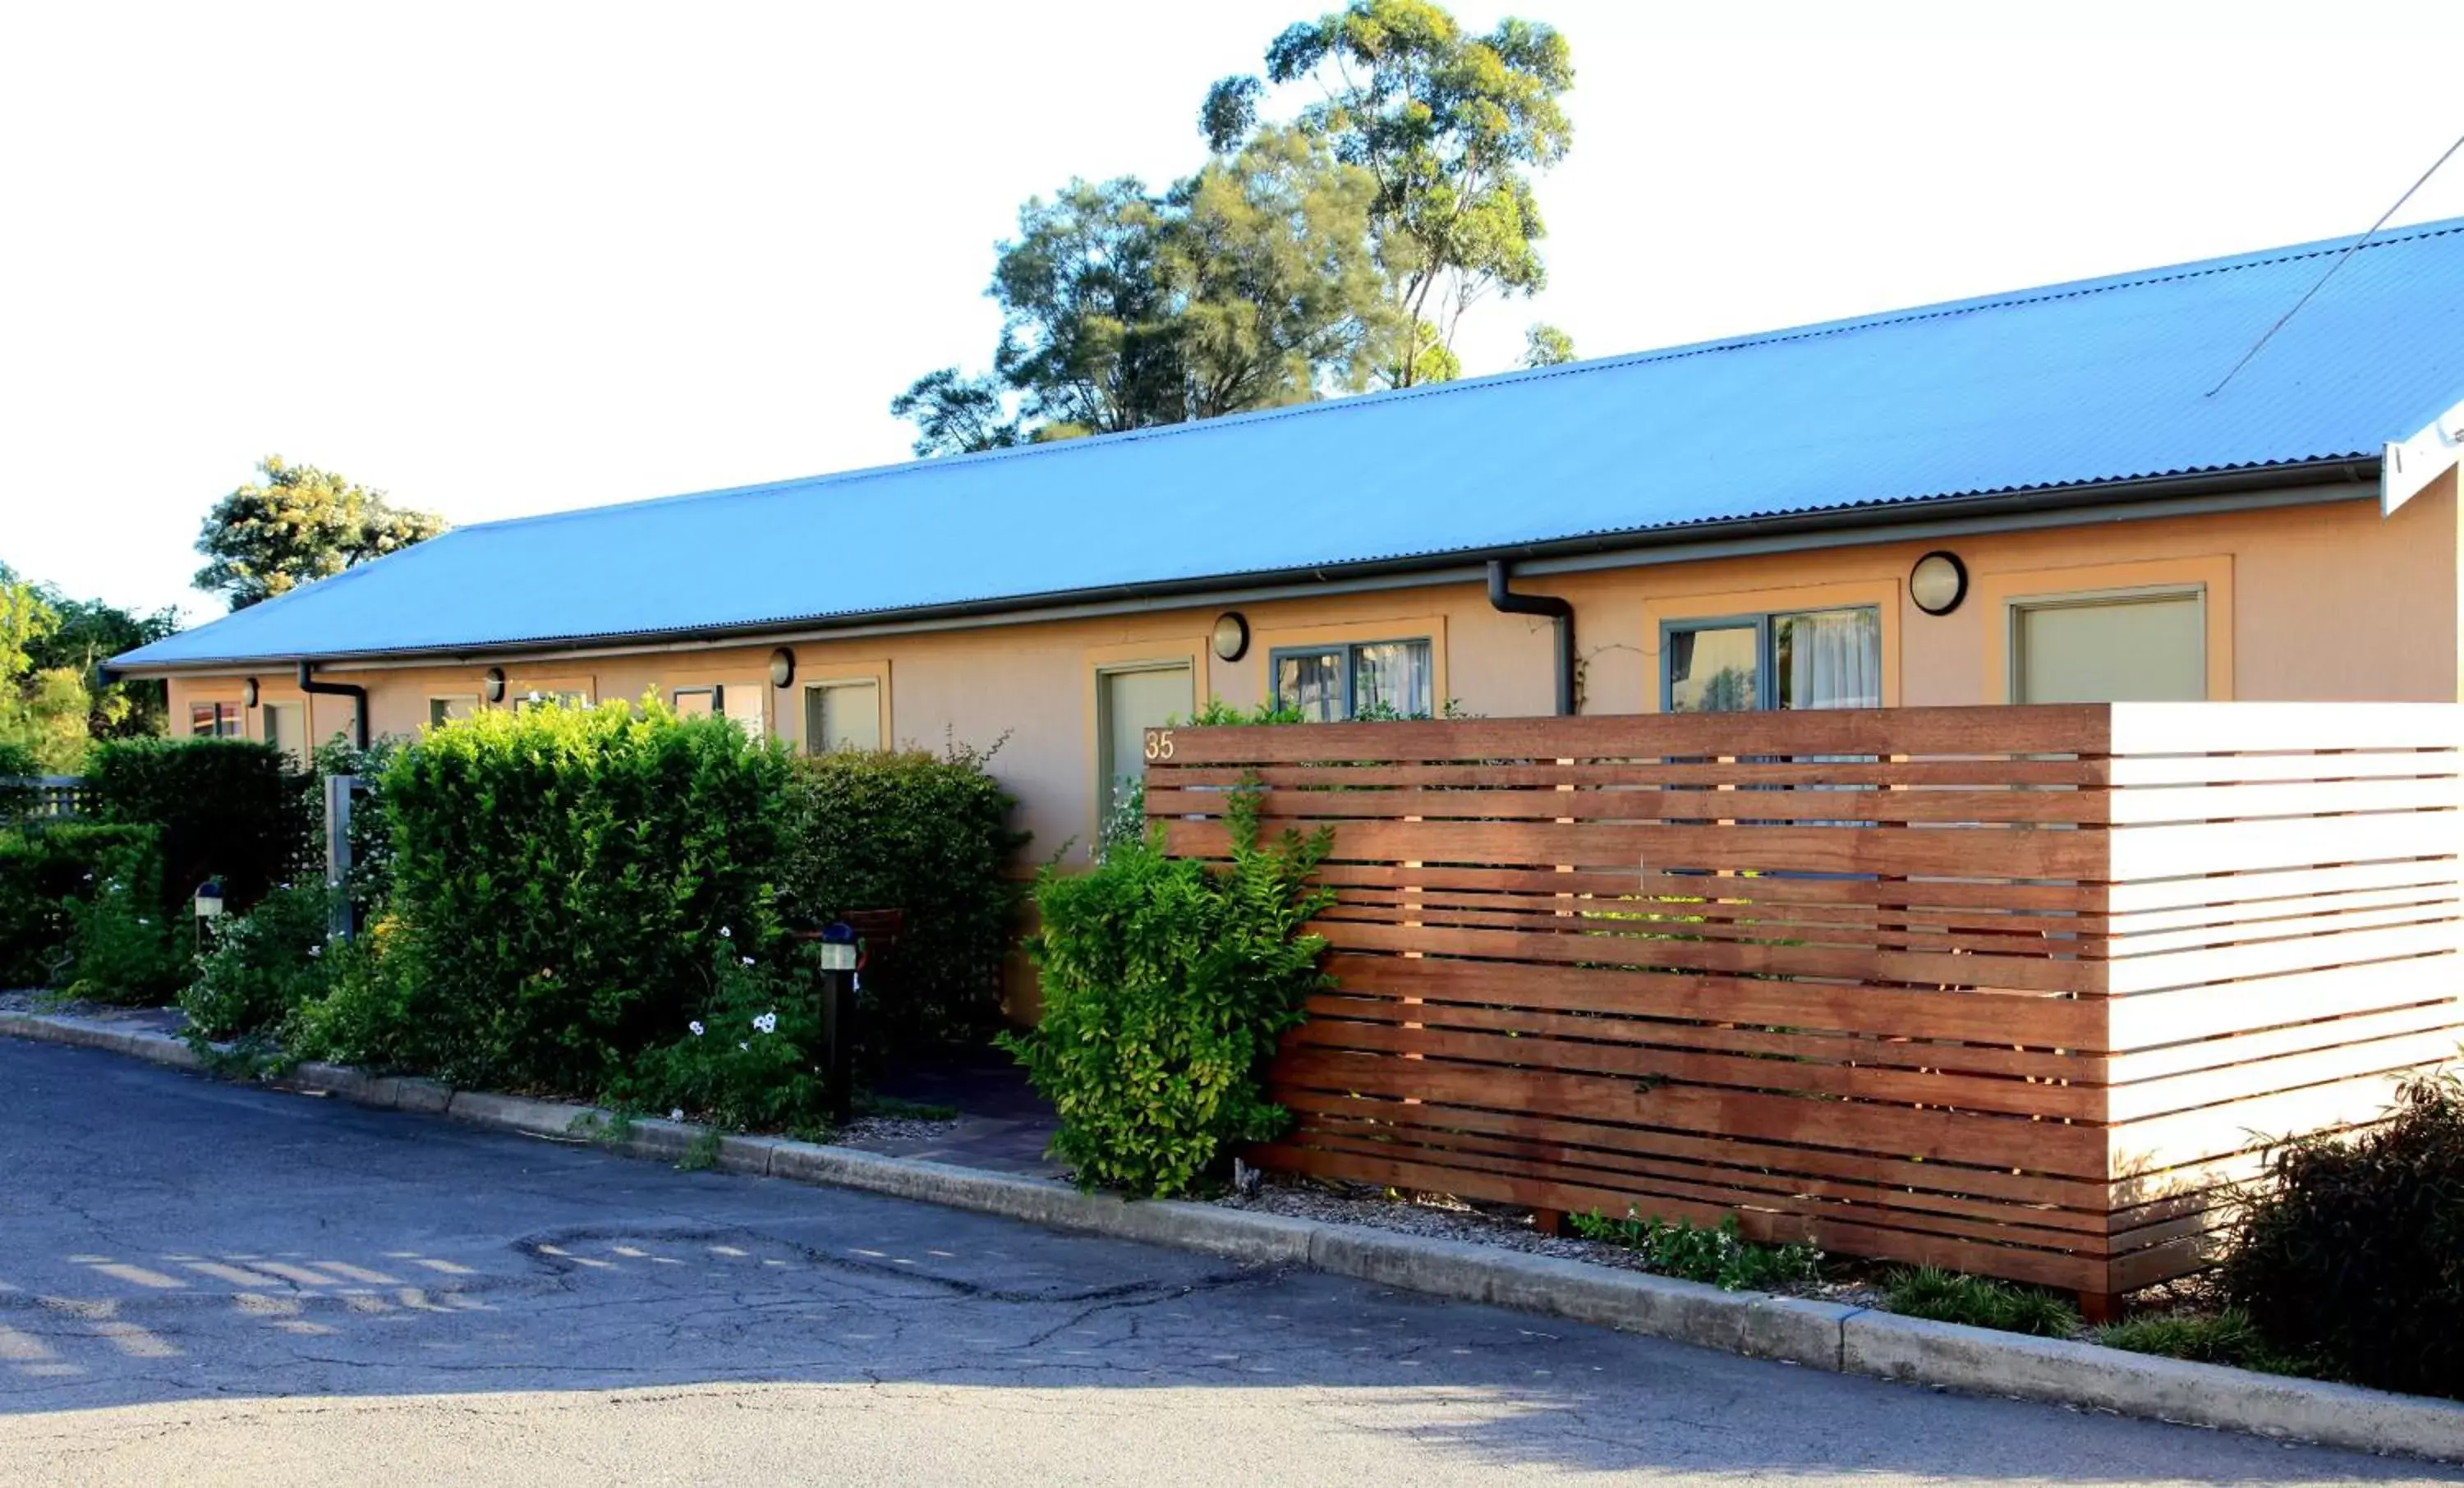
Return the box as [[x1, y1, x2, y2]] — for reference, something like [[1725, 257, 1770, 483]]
[[0, 1035, 2455, 1487]]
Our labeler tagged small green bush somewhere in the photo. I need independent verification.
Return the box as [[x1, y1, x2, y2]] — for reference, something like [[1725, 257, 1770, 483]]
[[606, 944, 830, 1135], [1570, 1210, 1820, 1292], [295, 697, 789, 1091], [2094, 1307, 2309, 1375], [85, 737, 310, 921], [1882, 1266, 2080, 1338], [779, 741, 1028, 1049], [310, 734, 401, 920], [1000, 788, 1333, 1197], [59, 835, 189, 1003], [180, 884, 334, 1040], [0, 823, 158, 987], [2219, 1071, 2464, 1398]]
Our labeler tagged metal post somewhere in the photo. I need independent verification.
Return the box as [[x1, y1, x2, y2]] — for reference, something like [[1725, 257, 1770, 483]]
[[817, 922, 858, 1126], [324, 774, 357, 942]]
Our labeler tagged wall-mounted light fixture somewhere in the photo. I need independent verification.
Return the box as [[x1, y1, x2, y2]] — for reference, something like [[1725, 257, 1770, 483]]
[[482, 667, 507, 704], [1910, 550, 1970, 617], [241, 677, 260, 708], [1211, 611, 1251, 663], [769, 647, 797, 689]]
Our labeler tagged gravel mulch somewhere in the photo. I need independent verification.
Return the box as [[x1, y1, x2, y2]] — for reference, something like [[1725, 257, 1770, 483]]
[[834, 1114, 967, 1146]]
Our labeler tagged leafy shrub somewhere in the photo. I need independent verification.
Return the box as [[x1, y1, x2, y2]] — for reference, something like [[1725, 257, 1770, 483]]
[[1000, 788, 1333, 1197], [779, 740, 1028, 1049], [59, 834, 189, 1003], [2219, 1071, 2464, 1398], [295, 698, 789, 1091], [607, 944, 830, 1135], [85, 737, 310, 921], [180, 884, 335, 1039], [1882, 1266, 2080, 1338], [2095, 1307, 2309, 1375], [1570, 1209, 1820, 1292], [0, 823, 157, 987]]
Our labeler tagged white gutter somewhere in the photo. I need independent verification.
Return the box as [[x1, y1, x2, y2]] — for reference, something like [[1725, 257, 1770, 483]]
[[2383, 398, 2464, 514]]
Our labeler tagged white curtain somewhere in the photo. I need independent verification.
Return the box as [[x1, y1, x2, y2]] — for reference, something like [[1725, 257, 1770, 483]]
[[1354, 640, 1432, 718], [1786, 609, 1881, 710]]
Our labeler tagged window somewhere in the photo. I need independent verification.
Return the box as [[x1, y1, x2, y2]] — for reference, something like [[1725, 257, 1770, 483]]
[[1664, 607, 1881, 712], [1271, 638, 1432, 720], [674, 683, 767, 736], [514, 687, 590, 712], [672, 687, 719, 719], [2012, 589, 2205, 703], [428, 695, 478, 729], [1096, 664, 1193, 817], [260, 702, 306, 769], [804, 680, 881, 754], [189, 702, 241, 737]]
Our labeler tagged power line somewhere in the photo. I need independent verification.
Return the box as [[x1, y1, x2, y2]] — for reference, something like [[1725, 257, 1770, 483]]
[[2207, 126, 2464, 397]]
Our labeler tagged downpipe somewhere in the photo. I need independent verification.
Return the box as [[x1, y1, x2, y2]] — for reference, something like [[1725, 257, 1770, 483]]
[[297, 660, 370, 751], [1486, 559, 1575, 716]]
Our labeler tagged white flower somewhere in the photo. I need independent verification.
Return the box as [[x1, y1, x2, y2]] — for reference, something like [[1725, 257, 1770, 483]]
[[718, 925, 732, 940], [307, 944, 322, 958], [136, 917, 149, 926], [669, 1108, 683, 1122], [688, 1020, 705, 1036], [752, 1012, 777, 1035], [740, 956, 756, 967], [738, 1040, 750, 1052]]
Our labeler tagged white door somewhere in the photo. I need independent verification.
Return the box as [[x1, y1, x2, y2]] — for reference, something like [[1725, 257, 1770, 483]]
[[1098, 664, 1193, 820]]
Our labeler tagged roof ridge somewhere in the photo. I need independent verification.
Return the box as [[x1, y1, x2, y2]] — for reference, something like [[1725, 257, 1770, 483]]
[[425, 214, 2464, 541]]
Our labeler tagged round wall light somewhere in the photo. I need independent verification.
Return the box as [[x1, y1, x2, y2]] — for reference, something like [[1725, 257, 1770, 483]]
[[769, 647, 797, 689], [1211, 611, 1251, 663], [481, 667, 507, 704], [241, 677, 260, 709], [1910, 550, 1969, 617]]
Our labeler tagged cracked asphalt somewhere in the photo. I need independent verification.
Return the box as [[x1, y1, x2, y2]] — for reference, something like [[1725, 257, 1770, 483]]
[[2, 1036, 2457, 1486]]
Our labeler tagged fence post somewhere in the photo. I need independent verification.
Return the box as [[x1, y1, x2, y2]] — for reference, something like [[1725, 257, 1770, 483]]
[[324, 774, 357, 941]]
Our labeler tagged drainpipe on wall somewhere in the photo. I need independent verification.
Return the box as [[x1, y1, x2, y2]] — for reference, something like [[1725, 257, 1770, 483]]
[[297, 661, 370, 751], [1486, 559, 1576, 716]]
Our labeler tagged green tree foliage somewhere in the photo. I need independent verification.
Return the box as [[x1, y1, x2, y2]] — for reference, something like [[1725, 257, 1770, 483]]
[[894, 133, 1395, 453], [1206, 0, 1575, 387], [0, 563, 181, 758], [193, 457, 446, 611], [1000, 790, 1334, 1197], [1523, 322, 1576, 368]]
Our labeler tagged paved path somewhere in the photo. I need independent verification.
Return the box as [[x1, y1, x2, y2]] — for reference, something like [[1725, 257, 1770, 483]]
[[0, 1036, 2453, 1487]]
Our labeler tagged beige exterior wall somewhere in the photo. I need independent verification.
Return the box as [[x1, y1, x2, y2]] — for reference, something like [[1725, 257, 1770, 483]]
[[169, 485, 2460, 879]]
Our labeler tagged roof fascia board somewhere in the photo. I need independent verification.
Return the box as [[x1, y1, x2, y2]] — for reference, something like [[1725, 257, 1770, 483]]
[[2384, 399, 2464, 515], [123, 467, 2377, 678]]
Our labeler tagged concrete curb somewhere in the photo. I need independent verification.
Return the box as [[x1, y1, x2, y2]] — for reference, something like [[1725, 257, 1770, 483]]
[[7, 1008, 2459, 1461]]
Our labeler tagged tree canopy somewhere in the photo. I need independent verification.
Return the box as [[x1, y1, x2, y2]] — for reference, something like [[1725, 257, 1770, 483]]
[[1523, 323, 1576, 368], [194, 457, 446, 611], [1207, 0, 1575, 388], [895, 1, 1575, 454], [0, 563, 178, 769]]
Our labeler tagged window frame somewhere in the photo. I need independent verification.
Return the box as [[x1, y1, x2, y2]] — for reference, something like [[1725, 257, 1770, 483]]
[[1658, 604, 1883, 713], [2007, 583, 2209, 705], [189, 701, 242, 737], [802, 675, 885, 755], [1974, 555, 2233, 704], [1268, 636, 1435, 720], [427, 695, 479, 730]]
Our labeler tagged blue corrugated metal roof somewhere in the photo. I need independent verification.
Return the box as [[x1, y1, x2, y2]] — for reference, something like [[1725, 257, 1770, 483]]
[[119, 218, 2464, 670]]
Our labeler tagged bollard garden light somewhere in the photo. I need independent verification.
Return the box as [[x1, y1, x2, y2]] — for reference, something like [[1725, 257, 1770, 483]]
[[818, 921, 857, 1125]]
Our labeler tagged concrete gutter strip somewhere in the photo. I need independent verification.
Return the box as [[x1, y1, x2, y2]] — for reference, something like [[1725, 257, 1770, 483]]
[[6, 1008, 2458, 1462]]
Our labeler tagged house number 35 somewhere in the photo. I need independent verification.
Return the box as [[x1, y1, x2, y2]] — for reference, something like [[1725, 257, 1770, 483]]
[[1142, 728, 1175, 761]]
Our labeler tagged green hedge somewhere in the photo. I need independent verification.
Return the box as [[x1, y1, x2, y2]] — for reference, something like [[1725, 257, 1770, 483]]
[[297, 699, 790, 1091], [1000, 792, 1332, 1196], [85, 737, 310, 921], [0, 822, 160, 989], [780, 742, 1027, 1047]]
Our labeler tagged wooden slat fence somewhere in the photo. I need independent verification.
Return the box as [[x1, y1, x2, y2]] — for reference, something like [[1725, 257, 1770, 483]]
[[1142, 703, 2464, 1303], [5, 776, 89, 821]]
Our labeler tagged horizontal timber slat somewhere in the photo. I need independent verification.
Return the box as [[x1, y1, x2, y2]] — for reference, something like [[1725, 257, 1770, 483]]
[[1145, 702, 2464, 1297]]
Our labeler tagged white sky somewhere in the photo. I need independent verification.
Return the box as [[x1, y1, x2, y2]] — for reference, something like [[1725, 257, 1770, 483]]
[[5, 0, 2463, 624]]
